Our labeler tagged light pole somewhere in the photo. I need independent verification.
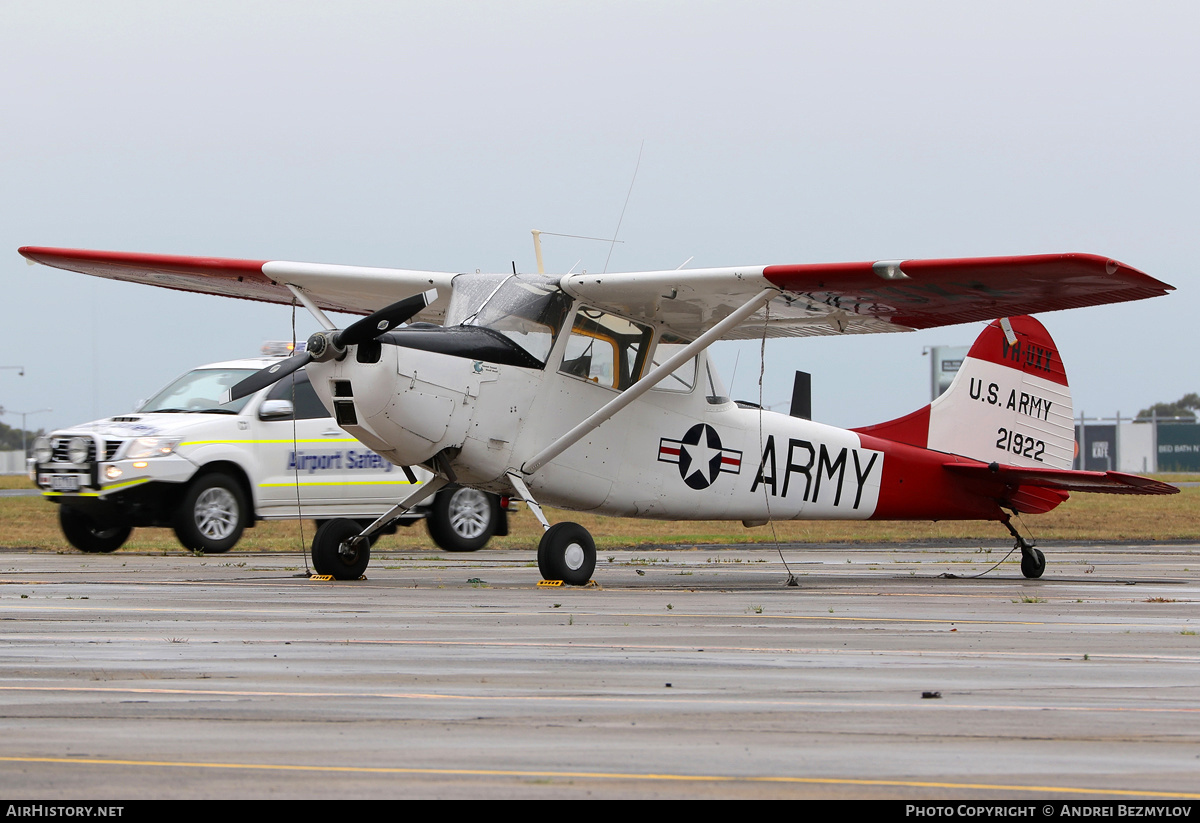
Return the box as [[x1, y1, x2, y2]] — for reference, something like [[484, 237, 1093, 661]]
[[3, 408, 52, 456], [1, 365, 27, 424]]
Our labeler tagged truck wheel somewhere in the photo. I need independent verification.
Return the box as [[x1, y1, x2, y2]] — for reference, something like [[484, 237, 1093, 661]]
[[311, 518, 370, 579], [173, 472, 248, 554], [59, 505, 131, 553], [426, 487, 499, 552]]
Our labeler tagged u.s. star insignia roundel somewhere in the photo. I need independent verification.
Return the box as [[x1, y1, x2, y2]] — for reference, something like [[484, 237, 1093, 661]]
[[658, 423, 743, 489]]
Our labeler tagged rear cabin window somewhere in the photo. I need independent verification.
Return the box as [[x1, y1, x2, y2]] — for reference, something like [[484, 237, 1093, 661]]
[[648, 334, 697, 393]]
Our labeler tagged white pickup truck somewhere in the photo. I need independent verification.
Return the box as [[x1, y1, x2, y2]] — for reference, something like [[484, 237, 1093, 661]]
[[30, 346, 508, 553]]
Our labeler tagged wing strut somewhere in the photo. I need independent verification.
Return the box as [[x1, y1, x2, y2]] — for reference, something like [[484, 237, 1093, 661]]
[[286, 284, 338, 331], [520, 287, 778, 475]]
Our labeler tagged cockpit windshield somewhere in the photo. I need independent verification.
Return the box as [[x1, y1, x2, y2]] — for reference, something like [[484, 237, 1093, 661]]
[[446, 273, 572, 364], [139, 368, 258, 414]]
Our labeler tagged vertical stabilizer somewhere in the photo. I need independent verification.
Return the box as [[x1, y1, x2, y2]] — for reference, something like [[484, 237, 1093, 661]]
[[855, 316, 1074, 469]]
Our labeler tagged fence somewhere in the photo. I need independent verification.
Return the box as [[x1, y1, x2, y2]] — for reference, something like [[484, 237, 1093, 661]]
[[0, 451, 27, 475]]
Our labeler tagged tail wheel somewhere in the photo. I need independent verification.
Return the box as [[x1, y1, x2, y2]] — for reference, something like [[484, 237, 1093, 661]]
[[59, 506, 131, 553], [311, 518, 371, 580], [537, 522, 596, 586], [1020, 548, 1046, 579]]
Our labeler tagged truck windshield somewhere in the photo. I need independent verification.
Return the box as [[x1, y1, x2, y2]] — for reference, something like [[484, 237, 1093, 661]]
[[139, 368, 259, 414]]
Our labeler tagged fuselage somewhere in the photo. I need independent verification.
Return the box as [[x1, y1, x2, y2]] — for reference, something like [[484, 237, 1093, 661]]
[[307, 334, 1005, 525]]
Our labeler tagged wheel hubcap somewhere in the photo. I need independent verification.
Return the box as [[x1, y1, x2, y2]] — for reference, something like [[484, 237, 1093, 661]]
[[564, 542, 585, 571], [448, 489, 489, 539], [195, 488, 238, 540], [338, 534, 365, 562]]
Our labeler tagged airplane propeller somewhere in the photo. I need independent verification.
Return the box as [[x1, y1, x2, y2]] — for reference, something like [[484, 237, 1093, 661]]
[[222, 349, 313, 403], [336, 290, 436, 347], [222, 289, 436, 404]]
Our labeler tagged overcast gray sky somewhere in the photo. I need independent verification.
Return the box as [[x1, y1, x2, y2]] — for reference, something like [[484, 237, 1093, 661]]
[[2, 0, 1197, 433]]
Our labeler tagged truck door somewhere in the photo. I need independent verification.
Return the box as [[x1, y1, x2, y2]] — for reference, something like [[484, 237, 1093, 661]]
[[252, 371, 402, 514]]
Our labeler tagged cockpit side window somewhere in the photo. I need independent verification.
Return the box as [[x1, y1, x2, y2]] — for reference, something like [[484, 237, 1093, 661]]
[[559, 307, 653, 391]]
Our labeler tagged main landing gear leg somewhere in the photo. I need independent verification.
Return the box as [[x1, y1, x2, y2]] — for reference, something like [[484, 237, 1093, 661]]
[[507, 471, 596, 586], [311, 475, 450, 580], [1001, 512, 1045, 579]]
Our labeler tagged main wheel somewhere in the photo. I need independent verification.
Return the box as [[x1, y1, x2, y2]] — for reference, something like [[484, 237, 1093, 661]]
[[537, 522, 596, 586], [314, 520, 381, 547], [426, 487, 499, 552], [1020, 548, 1046, 579], [59, 505, 131, 553], [173, 472, 248, 554], [311, 518, 371, 580]]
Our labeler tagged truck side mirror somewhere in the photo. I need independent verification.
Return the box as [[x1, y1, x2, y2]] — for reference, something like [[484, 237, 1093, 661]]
[[258, 399, 294, 421]]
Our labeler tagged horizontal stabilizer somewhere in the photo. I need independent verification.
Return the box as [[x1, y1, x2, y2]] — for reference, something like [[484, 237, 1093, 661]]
[[944, 462, 1179, 495]]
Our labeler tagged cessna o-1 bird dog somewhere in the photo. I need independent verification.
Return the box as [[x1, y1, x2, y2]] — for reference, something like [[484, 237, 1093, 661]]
[[20, 244, 1177, 583]]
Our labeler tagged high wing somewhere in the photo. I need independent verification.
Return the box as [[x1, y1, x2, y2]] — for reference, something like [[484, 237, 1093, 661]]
[[20, 248, 1172, 341], [18, 247, 456, 322], [560, 253, 1173, 340]]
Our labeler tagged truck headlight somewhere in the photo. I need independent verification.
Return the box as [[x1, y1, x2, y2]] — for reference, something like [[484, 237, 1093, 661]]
[[33, 437, 51, 464], [67, 437, 90, 464], [124, 437, 183, 459]]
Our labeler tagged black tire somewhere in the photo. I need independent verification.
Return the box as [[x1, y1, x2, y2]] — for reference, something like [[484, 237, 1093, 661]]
[[173, 472, 248, 554], [59, 505, 131, 553], [1020, 548, 1046, 579], [314, 520, 381, 547], [426, 487, 499, 552], [311, 518, 370, 580], [537, 522, 596, 586]]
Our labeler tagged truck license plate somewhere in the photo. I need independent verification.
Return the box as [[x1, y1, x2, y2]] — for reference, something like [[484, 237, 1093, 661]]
[[49, 475, 81, 492]]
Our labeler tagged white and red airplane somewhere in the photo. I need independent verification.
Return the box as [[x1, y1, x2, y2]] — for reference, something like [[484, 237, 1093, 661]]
[[20, 245, 1177, 583]]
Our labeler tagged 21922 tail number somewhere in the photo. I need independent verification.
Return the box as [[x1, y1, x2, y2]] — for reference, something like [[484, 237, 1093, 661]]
[[996, 427, 1045, 462]]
